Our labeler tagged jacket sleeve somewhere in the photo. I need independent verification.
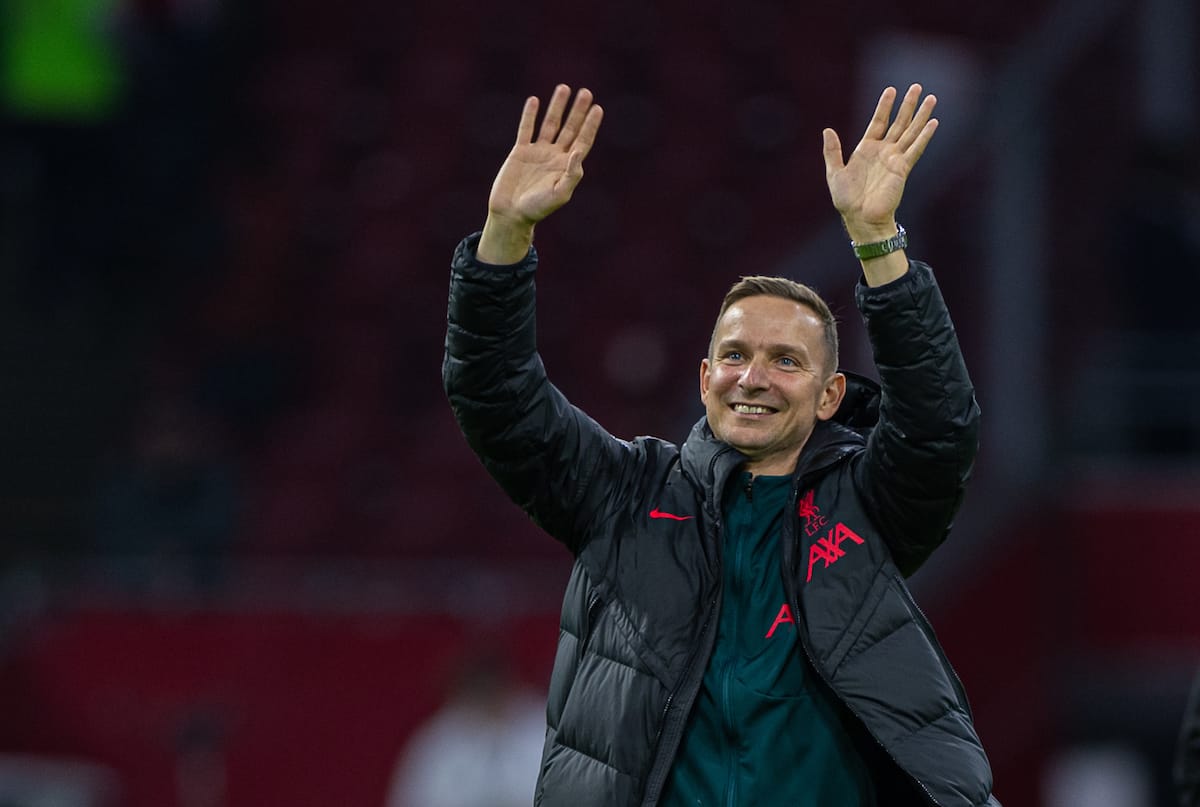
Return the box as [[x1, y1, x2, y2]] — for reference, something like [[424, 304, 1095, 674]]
[[442, 233, 644, 554], [853, 261, 981, 576]]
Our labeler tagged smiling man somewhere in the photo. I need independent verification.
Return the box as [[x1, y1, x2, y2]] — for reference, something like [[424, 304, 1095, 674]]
[[702, 284, 846, 477], [443, 84, 999, 807]]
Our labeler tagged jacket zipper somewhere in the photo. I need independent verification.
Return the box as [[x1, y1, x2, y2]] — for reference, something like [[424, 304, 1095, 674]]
[[722, 479, 749, 807], [722, 663, 737, 807], [641, 447, 731, 806], [641, 588, 719, 805]]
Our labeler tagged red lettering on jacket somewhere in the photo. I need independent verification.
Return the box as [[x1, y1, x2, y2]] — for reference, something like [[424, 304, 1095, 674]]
[[797, 489, 828, 536], [805, 523, 866, 582], [765, 603, 795, 638]]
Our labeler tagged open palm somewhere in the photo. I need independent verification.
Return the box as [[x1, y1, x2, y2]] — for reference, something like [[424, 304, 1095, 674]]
[[823, 85, 938, 237], [488, 85, 604, 226]]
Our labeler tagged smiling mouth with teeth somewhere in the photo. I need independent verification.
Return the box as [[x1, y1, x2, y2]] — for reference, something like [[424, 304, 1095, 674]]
[[732, 403, 776, 415]]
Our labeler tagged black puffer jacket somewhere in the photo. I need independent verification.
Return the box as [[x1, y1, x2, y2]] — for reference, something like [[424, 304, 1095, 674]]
[[443, 233, 1000, 807], [1178, 670, 1200, 807]]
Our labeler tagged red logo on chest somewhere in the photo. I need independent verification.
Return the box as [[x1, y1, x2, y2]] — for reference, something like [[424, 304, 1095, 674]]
[[649, 508, 693, 521], [798, 490, 866, 582], [797, 489, 827, 535], [764, 494, 870, 638]]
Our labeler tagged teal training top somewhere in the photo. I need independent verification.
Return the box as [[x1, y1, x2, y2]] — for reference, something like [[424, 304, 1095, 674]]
[[660, 472, 876, 807]]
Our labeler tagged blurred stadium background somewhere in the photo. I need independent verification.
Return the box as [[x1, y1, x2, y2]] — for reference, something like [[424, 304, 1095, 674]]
[[0, 0, 1197, 804]]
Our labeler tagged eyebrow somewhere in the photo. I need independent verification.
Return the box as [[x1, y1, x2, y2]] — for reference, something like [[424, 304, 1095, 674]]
[[716, 338, 811, 359]]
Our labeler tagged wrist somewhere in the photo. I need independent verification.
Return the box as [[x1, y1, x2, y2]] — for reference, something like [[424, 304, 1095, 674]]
[[850, 223, 907, 262], [840, 216, 899, 245], [477, 214, 536, 265]]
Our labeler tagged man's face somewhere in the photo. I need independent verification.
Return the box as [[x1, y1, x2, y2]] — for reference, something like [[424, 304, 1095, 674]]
[[700, 295, 845, 476]]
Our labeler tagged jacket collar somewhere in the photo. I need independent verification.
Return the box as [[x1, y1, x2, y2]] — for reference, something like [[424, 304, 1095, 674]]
[[680, 370, 881, 511]]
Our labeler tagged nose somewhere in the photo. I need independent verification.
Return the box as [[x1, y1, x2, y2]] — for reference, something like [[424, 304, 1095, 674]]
[[738, 359, 769, 392]]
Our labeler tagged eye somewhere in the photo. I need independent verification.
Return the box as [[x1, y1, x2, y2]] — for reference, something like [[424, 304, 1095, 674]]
[[778, 356, 798, 368], [723, 351, 743, 362]]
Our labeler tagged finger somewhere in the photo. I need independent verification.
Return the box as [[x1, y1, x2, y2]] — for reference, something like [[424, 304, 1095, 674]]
[[884, 83, 922, 142], [566, 150, 585, 183], [537, 84, 572, 143], [897, 94, 937, 152], [862, 87, 897, 142], [555, 87, 594, 148], [570, 104, 604, 161], [515, 96, 539, 145], [821, 127, 844, 179], [903, 118, 939, 165], [554, 150, 585, 198]]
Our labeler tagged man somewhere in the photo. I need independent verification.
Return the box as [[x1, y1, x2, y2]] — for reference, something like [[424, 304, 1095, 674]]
[[443, 83, 999, 806]]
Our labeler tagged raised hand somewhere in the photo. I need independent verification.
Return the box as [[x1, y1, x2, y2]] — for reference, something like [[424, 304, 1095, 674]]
[[822, 84, 937, 245], [477, 85, 604, 264]]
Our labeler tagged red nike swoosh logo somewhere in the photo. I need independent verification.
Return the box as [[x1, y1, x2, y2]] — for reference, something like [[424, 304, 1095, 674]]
[[649, 508, 694, 521]]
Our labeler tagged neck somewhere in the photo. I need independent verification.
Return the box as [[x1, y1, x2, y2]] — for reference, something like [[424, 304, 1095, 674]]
[[743, 450, 802, 478]]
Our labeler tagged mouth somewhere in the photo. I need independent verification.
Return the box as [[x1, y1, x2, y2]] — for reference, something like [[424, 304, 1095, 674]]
[[730, 402, 778, 416]]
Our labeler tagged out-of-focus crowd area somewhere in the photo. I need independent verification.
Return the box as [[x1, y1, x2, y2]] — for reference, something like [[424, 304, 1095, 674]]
[[0, 0, 1197, 805]]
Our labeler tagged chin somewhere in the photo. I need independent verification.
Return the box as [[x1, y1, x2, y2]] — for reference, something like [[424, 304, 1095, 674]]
[[724, 434, 773, 456]]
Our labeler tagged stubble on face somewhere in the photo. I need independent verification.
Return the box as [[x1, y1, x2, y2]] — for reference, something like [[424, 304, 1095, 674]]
[[700, 296, 842, 476]]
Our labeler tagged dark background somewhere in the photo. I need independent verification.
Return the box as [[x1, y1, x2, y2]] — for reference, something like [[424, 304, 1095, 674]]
[[0, 0, 1198, 804]]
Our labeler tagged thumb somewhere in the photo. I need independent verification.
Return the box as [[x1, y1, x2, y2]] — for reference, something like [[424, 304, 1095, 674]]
[[555, 150, 585, 196], [822, 128, 844, 179]]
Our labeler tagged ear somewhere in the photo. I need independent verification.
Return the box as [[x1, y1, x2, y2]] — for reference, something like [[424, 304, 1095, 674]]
[[699, 357, 712, 404], [815, 372, 847, 421]]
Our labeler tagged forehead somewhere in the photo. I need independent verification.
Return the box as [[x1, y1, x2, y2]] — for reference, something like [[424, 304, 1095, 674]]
[[714, 295, 825, 347]]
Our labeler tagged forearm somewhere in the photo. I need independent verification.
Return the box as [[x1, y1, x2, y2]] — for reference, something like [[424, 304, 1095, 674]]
[[442, 233, 630, 546], [854, 262, 980, 573], [443, 233, 542, 445], [858, 262, 979, 446]]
